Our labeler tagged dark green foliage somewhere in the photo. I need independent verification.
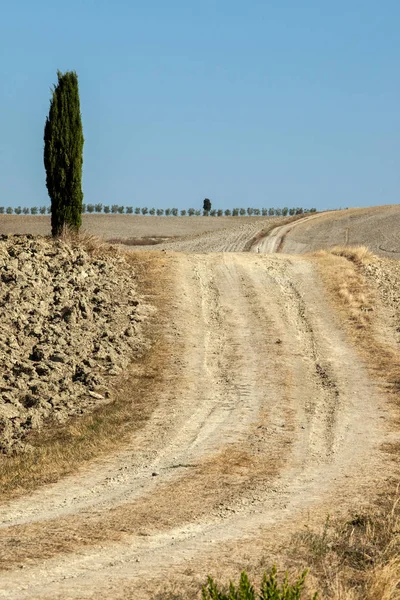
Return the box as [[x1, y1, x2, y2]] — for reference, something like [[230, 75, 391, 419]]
[[111, 205, 119, 213], [282, 207, 289, 216], [87, 204, 95, 213], [171, 208, 178, 216], [203, 198, 212, 212], [157, 208, 164, 216], [103, 205, 110, 213], [81, 203, 86, 213], [39, 206, 47, 215], [210, 209, 216, 216], [149, 208, 156, 215], [135, 207, 141, 215], [180, 209, 187, 216], [141, 207, 148, 215], [232, 208, 239, 216], [6, 207, 13, 214], [188, 208, 195, 216], [225, 209, 232, 216], [165, 208, 171, 216], [15, 206, 22, 215], [0, 207, 4, 214], [117, 206, 124, 214], [239, 208, 246, 216], [94, 203, 103, 213], [126, 206, 133, 214], [31, 207, 38, 215], [44, 70, 84, 236], [201, 567, 317, 600]]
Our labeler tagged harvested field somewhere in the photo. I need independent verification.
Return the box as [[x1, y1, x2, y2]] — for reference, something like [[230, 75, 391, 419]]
[[0, 214, 285, 241], [276, 204, 400, 258]]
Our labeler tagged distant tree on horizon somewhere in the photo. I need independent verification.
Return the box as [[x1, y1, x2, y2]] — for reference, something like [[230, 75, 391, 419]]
[[203, 198, 211, 212]]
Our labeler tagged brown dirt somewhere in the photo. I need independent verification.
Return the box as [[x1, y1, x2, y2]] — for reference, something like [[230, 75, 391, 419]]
[[0, 206, 399, 600], [0, 234, 151, 455], [0, 252, 394, 599], [276, 205, 400, 258]]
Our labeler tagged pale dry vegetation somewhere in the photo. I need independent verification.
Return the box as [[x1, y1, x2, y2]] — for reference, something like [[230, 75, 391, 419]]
[[301, 246, 400, 599]]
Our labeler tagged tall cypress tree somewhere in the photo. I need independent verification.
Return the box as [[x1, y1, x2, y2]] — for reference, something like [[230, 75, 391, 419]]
[[44, 71, 84, 236]]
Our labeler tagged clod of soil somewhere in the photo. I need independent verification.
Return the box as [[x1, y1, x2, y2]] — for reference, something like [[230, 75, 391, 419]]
[[0, 235, 150, 454]]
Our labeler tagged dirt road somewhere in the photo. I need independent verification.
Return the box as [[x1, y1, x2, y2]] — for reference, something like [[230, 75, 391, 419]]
[[251, 213, 323, 253], [0, 251, 390, 599]]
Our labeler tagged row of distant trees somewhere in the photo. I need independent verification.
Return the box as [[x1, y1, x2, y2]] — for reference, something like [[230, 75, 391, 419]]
[[1, 205, 317, 216]]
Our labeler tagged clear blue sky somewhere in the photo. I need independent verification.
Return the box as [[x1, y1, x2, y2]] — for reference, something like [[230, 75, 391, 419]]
[[0, 0, 399, 211]]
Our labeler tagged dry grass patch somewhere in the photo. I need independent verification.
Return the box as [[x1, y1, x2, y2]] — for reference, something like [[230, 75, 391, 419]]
[[313, 246, 400, 399], [307, 246, 400, 598], [290, 489, 400, 600], [108, 236, 178, 246], [0, 415, 293, 569]]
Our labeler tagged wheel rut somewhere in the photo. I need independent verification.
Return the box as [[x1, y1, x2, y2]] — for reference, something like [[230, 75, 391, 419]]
[[0, 253, 388, 599]]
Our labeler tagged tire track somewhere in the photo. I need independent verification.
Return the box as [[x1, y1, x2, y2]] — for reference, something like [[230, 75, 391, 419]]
[[0, 253, 388, 600]]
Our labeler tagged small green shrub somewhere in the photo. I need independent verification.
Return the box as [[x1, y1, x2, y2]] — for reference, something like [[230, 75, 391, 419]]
[[201, 567, 317, 600]]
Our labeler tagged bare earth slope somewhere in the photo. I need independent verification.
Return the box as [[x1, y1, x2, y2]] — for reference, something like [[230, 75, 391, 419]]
[[275, 205, 400, 258], [0, 252, 393, 600]]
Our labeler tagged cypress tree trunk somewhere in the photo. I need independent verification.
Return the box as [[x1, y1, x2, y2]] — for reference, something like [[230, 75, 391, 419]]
[[44, 71, 84, 237]]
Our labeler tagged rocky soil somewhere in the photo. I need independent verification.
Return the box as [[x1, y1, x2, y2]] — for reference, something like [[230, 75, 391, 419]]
[[0, 235, 149, 454], [362, 257, 400, 344]]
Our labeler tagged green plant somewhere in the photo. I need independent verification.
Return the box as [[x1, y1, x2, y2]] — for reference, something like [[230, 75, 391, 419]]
[[5, 207, 12, 214], [103, 205, 110, 213], [201, 567, 317, 600], [44, 70, 84, 236]]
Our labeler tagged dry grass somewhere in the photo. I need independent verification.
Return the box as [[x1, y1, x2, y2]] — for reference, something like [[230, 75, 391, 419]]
[[0, 247, 174, 500], [290, 489, 400, 600], [108, 236, 178, 246], [0, 413, 292, 569], [306, 246, 400, 599], [313, 246, 400, 398]]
